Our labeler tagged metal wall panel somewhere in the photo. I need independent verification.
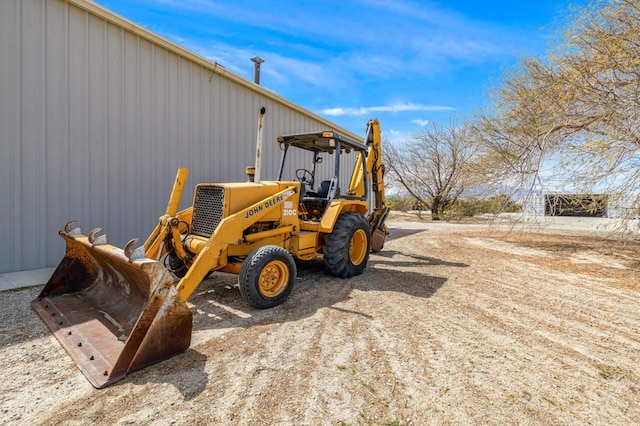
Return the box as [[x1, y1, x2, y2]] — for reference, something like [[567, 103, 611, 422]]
[[0, 0, 363, 273], [1, 0, 22, 273]]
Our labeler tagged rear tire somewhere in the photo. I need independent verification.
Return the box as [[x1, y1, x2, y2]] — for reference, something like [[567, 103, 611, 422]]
[[323, 212, 371, 278], [239, 245, 296, 309]]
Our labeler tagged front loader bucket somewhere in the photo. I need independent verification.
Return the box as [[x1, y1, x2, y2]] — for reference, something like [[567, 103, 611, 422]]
[[31, 228, 192, 388]]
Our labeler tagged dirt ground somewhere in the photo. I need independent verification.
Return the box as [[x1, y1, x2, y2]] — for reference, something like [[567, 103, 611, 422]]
[[1, 213, 639, 425]]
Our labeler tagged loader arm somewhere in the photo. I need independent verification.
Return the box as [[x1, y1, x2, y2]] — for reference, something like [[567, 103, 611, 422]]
[[143, 167, 190, 260], [175, 186, 298, 301]]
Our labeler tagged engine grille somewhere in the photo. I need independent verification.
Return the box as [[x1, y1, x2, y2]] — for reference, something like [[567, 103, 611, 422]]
[[191, 185, 225, 238]]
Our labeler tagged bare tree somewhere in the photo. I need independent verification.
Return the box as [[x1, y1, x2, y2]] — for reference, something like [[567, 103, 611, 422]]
[[385, 122, 478, 220], [475, 0, 640, 216]]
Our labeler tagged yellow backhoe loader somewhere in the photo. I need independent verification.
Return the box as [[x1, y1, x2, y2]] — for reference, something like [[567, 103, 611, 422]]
[[32, 117, 389, 388]]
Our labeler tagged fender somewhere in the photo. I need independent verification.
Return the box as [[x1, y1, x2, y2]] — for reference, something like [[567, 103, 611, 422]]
[[318, 200, 368, 233]]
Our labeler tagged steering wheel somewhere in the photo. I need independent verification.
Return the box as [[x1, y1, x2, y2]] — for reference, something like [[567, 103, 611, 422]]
[[295, 169, 314, 187]]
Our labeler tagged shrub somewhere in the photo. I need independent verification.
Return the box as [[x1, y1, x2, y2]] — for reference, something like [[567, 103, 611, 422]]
[[386, 195, 421, 212], [442, 195, 521, 220]]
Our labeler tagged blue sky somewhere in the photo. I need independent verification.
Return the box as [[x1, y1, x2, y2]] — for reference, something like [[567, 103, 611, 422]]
[[95, 0, 586, 142]]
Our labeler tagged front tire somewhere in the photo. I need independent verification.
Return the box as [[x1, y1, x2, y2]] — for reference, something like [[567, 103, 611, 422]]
[[323, 212, 371, 278], [239, 245, 296, 309]]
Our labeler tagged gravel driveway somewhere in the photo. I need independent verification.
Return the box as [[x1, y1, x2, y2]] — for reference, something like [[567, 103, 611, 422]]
[[1, 214, 639, 425]]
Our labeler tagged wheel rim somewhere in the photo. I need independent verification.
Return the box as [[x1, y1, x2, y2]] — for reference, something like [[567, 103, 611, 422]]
[[349, 229, 367, 265], [258, 260, 289, 297]]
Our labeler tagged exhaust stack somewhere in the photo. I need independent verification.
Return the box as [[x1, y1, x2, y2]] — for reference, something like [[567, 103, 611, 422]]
[[254, 107, 266, 183]]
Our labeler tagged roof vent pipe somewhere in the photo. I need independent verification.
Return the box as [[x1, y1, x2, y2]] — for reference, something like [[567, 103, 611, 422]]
[[251, 57, 265, 85]]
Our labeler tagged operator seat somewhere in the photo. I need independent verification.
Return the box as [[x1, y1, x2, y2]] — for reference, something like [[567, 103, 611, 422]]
[[302, 180, 333, 217], [316, 180, 331, 199]]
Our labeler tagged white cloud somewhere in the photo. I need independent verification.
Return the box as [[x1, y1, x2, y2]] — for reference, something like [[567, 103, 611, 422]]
[[322, 103, 454, 117], [384, 129, 411, 144], [149, 0, 529, 77], [411, 119, 430, 126]]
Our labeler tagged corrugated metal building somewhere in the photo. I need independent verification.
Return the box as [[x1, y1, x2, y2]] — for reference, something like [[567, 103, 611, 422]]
[[0, 0, 362, 274]]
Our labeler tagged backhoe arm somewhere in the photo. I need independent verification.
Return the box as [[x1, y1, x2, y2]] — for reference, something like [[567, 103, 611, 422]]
[[349, 119, 385, 206], [348, 119, 389, 250], [367, 119, 386, 209]]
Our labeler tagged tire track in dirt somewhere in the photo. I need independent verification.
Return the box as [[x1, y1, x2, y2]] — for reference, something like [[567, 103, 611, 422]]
[[423, 233, 640, 425], [466, 273, 640, 353]]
